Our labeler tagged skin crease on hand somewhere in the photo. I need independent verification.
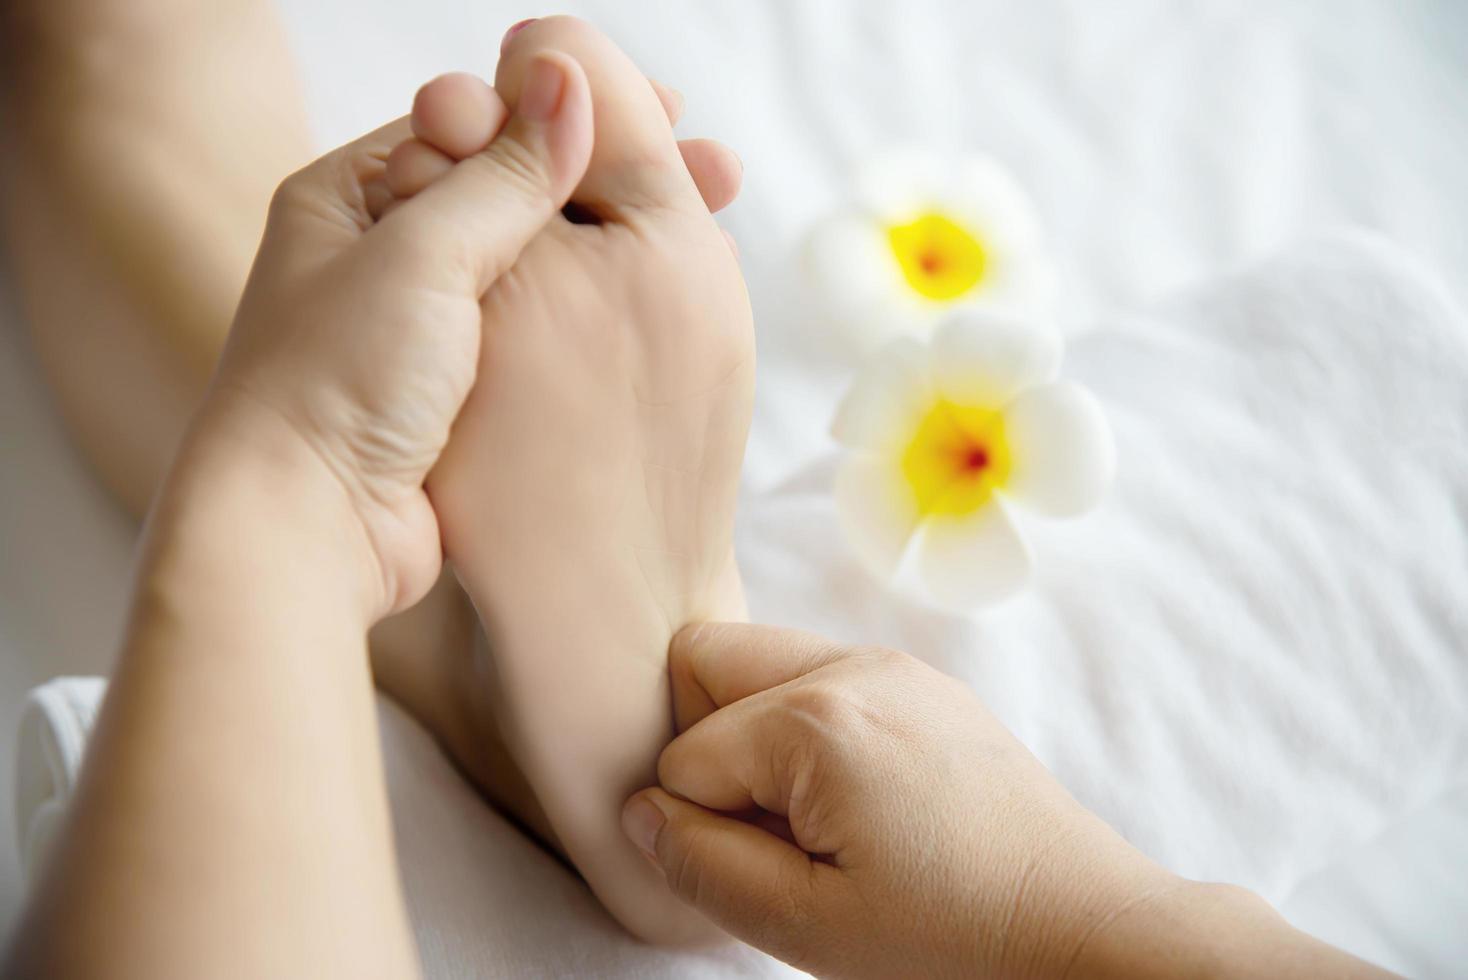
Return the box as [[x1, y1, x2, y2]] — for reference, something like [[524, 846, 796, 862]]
[[622, 623, 1395, 980]]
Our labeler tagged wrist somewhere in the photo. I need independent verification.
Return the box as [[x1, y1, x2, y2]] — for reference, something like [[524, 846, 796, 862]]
[[140, 397, 386, 626], [1065, 877, 1343, 980]]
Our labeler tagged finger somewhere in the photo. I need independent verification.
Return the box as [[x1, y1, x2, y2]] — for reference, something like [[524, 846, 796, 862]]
[[677, 138, 742, 213], [649, 77, 684, 125], [670, 622, 851, 733], [410, 71, 509, 160], [497, 16, 700, 215], [389, 50, 593, 295], [622, 788, 835, 967], [658, 694, 769, 811], [269, 116, 414, 248], [657, 676, 870, 816], [384, 137, 455, 199], [363, 177, 396, 222]]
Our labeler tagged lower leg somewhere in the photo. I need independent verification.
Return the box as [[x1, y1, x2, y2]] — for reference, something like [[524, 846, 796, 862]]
[[0, 0, 543, 834], [1, 0, 312, 512]]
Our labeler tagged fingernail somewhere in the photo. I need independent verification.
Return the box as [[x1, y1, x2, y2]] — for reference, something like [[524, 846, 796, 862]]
[[621, 796, 666, 860], [502, 18, 536, 52], [519, 54, 566, 122]]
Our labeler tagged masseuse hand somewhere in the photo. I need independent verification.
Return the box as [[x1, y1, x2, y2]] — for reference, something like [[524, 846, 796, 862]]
[[623, 625, 1385, 980], [189, 52, 592, 617], [5, 57, 602, 980]]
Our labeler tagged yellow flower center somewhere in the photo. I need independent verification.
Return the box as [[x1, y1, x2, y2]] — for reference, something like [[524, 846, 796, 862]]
[[887, 212, 988, 301], [902, 400, 1012, 517]]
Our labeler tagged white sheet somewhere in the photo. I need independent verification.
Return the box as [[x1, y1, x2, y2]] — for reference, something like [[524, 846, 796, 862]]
[[739, 232, 1468, 974], [12, 234, 1468, 976], [4, 0, 1467, 973]]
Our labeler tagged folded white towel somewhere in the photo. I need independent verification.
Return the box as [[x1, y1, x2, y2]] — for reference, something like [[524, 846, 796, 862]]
[[10, 683, 791, 978], [14, 677, 106, 881]]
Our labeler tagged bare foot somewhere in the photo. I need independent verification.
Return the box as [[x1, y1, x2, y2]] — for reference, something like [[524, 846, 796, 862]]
[[387, 18, 753, 945]]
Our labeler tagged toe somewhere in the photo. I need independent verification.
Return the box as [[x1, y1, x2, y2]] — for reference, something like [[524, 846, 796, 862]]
[[677, 138, 742, 213], [411, 72, 508, 160], [649, 78, 684, 125], [497, 16, 701, 216]]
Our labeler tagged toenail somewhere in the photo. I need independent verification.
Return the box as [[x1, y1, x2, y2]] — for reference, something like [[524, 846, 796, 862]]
[[502, 18, 536, 52]]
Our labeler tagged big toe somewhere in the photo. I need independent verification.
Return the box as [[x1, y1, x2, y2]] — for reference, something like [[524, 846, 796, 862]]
[[497, 16, 700, 218]]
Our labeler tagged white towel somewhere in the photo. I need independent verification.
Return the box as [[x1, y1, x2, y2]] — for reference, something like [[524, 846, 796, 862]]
[[14, 677, 106, 882], [12, 682, 792, 978]]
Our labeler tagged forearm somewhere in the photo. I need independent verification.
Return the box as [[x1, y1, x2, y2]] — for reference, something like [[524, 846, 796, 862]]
[[4, 410, 419, 979], [1069, 878, 1395, 980], [1002, 807, 1393, 979]]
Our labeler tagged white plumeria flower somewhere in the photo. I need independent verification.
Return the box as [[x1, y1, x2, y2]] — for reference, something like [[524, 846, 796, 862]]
[[832, 310, 1114, 611], [806, 149, 1056, 352]]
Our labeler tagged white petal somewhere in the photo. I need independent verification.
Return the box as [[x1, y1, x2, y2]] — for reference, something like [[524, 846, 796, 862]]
[[803, 210, 921, 350], [930, 311, 1063, 408], [831, 338, 934, 452], [967, 245, 1058, 323], [835, 455, 923, 579], [852, 148, 950, 222], [942, 155, 1047, 260], [1002, 381, 1116, 517], [803, 211, 898, 310], [912, 499, 1034, 610], [929, 154, 1057, 322]]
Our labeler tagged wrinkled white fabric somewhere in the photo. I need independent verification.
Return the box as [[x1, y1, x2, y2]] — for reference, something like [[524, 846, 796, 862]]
[[14, 235, 1467, 978], [739, 232, 1468, 927]]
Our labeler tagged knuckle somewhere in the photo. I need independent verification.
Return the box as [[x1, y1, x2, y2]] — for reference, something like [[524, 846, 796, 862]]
[[267, 170, 311, 221], [853, 644, 913, 671], [770, 686, 862, 802], [779, 682, 859, 735], [779, 731, 846, 838], [267, 153, 373, 236]]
